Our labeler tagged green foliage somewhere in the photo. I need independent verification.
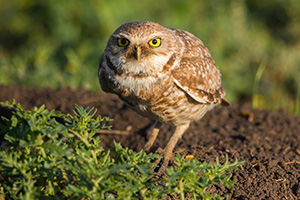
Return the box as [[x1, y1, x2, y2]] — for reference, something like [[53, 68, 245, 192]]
[[166, 155, 243, 200], [252, 59, 267, 109], [0, 102, 243, 199]]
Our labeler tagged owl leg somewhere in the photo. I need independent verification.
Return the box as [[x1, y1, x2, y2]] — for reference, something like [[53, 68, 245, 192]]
[[144, 121, 162, 152], [158, 124, 190, 173]]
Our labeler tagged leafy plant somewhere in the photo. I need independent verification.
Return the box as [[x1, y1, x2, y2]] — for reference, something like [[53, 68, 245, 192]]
[[0, 102, 244, 199], [252, 58, 267, 109], [166, 154, 243, 200]]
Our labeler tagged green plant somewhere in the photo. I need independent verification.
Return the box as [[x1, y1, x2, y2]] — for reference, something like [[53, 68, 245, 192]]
[[166, 154, 243, 200], [0, 102, 244, 199], [252, 58, 267, 109]]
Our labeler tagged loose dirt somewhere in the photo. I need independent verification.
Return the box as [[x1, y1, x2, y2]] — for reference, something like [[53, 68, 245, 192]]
[[0, 85, 299, 199]]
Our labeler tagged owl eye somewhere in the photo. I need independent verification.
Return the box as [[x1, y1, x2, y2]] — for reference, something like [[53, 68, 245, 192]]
[[148, 38, 161, 47], [117, 38, 130, 47]]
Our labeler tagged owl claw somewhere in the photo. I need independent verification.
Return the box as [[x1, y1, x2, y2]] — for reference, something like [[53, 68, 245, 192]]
[[155, 147, 164, 155], [152, 147, 163, 169], [157, 158, 170, 174], [151, 147, 172, 174]]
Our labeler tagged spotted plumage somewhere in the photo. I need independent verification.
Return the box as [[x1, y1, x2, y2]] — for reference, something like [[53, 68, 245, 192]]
[[98, 21, 227, 172]]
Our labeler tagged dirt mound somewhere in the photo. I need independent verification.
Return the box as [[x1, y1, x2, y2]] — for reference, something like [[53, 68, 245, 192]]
[[0, 85, 299, 199]]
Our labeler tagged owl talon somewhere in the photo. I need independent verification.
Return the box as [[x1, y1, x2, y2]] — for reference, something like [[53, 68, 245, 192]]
[[152, 147, 163, 168], [158, 161, 168, 174], [155, 147, 164, 155], [157, 155, 172, 174], [151, 147, 173, 174]]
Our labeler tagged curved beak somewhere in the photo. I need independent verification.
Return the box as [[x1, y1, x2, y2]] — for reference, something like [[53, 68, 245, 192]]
[[135, 45, 142, 63]]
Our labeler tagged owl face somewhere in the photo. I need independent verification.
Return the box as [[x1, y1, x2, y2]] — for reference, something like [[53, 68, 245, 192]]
[[105, 21, 178, 75]]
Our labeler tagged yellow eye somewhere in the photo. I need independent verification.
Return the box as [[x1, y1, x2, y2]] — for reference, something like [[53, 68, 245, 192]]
[[149, 38, 161, 47], [117, 38, 129, 47]]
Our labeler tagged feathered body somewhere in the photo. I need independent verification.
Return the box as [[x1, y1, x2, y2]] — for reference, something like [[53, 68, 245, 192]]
[[99, 21, 225, 126], [98, 21, 227, 172]]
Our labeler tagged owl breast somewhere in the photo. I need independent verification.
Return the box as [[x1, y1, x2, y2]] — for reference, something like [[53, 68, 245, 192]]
[[99, 52, 211, 126]]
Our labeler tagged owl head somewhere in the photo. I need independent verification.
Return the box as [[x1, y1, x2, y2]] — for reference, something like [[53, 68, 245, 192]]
[[104, 21, 178, 74]]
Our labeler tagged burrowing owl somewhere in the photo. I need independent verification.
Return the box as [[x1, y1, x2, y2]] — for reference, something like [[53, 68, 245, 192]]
[[99, 21, 228, 172]]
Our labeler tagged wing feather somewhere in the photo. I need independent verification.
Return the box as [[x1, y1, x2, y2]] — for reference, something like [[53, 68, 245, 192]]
[[98, 54, 114, 93], [171, 29, 226, 104]]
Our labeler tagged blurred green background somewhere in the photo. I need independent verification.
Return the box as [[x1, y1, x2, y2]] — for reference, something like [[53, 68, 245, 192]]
[[0, 0, 299, 114]]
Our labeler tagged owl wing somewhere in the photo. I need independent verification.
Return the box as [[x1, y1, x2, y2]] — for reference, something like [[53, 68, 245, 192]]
[[170, 29, 226, 105], [98, 54, 114, 93]]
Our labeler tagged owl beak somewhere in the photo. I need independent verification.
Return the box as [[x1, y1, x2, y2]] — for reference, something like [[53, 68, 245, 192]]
[[135, 45, 142, 63]]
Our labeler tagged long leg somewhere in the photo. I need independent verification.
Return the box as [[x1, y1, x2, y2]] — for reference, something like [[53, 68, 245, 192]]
[[144, 121, 162, 152], [158, 123, 190, 173]]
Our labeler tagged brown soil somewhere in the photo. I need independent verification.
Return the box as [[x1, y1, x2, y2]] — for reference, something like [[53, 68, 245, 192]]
[[0, 85, 300, 199]]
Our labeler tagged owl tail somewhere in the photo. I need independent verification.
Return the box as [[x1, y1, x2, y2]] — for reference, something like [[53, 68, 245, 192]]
[[221, 98, 230, 106]]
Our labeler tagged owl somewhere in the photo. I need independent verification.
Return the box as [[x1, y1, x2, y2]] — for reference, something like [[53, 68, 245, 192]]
[[98, 21, 228, 172]]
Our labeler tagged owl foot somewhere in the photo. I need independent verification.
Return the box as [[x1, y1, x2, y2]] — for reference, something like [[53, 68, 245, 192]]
[[157, 157, 171, 174], [153, 147, 164, 163], [151, 147, 173, 174], [152, 124, 190, 174]]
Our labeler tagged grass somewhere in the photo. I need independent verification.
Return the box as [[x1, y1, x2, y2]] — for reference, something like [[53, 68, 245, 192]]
[[252, 58, 267, 109], [0, 102, 244, 199]]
